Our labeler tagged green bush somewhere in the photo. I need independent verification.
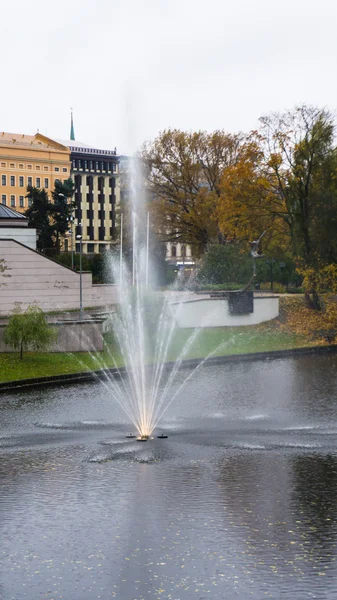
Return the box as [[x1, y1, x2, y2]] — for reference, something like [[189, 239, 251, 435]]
[[53, 252, 91, 272], [259, 282, 286, 293], [197, 244, 252, 284], [192, 282, 244, 291], [4, 306, 57, 359], [287, 286, 305, 294], [197, 243, 300, 290]]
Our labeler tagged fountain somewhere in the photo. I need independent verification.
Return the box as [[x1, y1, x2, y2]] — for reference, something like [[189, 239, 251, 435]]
[[101, 161, 206, 439]]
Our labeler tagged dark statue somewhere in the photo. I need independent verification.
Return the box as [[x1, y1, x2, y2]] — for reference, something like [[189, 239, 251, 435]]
[[207, 230, 267, 314], [250, 230, 266, 275]]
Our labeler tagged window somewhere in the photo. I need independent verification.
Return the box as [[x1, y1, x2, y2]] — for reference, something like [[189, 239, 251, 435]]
[[171, 246, 177, 258], [1, 175, 6, 186], [84, 161, 88, 169], [62, 167, 67, 173], [28, 177, 32, 186], [36, 165, 41, 170], [19, 164, 24, 169], [10, 195, 15, 207], [19, 196, 24, 208], [44, 166, 48, 171], [87, 243, 95, 253], [1, 194, 6, 205], [55, 179, 60, 184], [1, 162, 6, 167], [19, 176, 24, 187], [72, 160, 76, 169], [10, 163, 15, 168], [28, 198, 33, 207], [55, 167, 60, 172], [36, 177, 41, 188], [10, 176, 15, 186], [90, 161, 93, 170], [95, 161, 99, 170], [44, 178, 49, 188], [27, 164, 32, 170]]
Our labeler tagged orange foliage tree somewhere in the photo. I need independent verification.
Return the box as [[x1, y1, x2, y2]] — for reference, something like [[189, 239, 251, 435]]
[[216, 138, 291, 255], [217, 105, 337, 308], [141, 129, 245, 254]]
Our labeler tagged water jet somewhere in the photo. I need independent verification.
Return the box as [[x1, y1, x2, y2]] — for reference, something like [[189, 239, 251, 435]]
[[103, 159, 208, 438]]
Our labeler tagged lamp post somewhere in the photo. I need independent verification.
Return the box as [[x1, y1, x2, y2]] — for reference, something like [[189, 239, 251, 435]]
[[76, 226, 83, 321], [58, 193, 74, 269], [68, 215, 74, 269], [266, 258, 276, 292]]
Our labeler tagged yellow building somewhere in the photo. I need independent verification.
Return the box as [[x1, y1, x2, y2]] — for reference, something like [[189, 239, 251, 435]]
[[0, 132, 71, 212]]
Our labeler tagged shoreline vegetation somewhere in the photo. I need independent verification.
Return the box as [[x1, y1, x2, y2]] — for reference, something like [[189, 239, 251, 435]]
[[0, 296, 335, 385]]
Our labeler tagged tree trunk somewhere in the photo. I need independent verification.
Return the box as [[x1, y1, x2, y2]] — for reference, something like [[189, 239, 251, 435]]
[[312, 290, 321, 311], [20, 342, 23, 360], [304, 290, 321, 311]]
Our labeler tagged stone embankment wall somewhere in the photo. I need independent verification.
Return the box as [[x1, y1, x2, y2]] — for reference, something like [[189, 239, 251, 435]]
[[0, 239, 118, 315], [0, 319, 104, 352]]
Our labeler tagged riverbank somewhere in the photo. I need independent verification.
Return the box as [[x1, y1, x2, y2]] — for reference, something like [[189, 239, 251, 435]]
[[0, 296, 334, 386]]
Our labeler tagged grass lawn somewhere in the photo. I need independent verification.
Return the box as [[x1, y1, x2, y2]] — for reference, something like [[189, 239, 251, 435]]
[[0, 323, 313, 384]]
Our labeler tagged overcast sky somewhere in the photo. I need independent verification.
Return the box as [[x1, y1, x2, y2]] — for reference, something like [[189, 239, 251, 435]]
[[1, 0, 336, 153]]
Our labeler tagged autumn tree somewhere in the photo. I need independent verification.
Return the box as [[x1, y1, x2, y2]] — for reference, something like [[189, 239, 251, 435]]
[[216, 139, 290, 254], [141, 129, 245, 254], [217, 105, 337, 307], [259, 105, 337, 264], [218, 106, 337, 251]]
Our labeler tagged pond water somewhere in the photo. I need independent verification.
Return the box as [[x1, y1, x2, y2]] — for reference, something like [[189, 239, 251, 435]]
[[1, 353, 337, 599]]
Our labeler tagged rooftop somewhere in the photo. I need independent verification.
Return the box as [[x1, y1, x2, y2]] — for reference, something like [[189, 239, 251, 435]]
[[0, 132, 69, 152], [57, 139, 117, 157], [0, 204, 27, 221]]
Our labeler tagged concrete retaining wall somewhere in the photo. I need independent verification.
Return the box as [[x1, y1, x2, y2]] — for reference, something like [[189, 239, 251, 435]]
[[0, 228, 37, 249], [0, 319, 104, 353], [0, 239, 119, 315], [170, 295, 279, 327]]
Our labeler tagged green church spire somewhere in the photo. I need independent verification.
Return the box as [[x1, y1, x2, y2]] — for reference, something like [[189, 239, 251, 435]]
[[70, 109, 75, 141]]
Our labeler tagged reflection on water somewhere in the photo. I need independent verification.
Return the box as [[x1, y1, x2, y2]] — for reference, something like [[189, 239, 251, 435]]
[[0, 354, 337, 599]]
